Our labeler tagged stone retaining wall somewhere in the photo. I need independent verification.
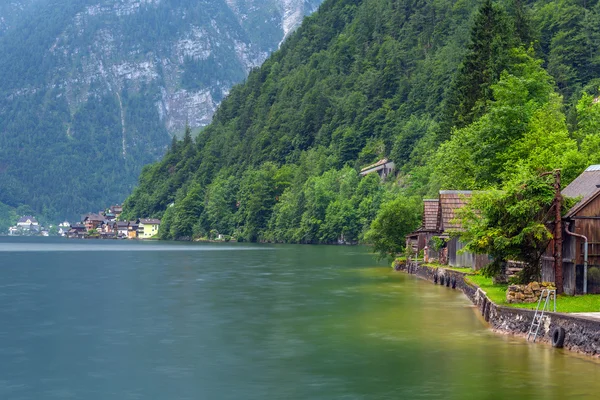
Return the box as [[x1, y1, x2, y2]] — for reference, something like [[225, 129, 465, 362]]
[[394, 261, 600, 357]]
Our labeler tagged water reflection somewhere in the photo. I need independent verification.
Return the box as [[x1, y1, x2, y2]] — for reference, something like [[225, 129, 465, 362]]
[[0, 240, 273, 252]]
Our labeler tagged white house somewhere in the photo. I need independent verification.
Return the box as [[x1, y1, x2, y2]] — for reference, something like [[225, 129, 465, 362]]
[[16, 216, 40, 232]]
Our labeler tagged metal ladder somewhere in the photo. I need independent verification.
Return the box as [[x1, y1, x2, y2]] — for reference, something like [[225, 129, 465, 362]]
[[526, 289, 556, 342]]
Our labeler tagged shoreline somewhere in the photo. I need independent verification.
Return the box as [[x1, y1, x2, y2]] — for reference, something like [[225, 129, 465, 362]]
[[393, 260, 600, 358]]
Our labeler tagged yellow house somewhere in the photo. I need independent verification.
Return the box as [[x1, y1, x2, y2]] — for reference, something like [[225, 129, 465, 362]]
[[137, 219, 161, 239]]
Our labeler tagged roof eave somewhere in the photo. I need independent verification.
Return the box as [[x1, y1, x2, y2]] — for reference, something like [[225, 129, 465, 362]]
[[564, 188, 600, 218]]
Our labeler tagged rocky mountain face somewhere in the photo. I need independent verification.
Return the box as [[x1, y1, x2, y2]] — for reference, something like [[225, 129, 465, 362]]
[[0, 0, 322, 220]]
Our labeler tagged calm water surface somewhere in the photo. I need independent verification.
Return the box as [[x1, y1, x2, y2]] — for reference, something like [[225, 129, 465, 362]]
[[0, 237, 598, 399]]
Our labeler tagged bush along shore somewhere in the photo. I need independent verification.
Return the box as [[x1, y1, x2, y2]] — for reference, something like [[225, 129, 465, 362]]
[[393, 259, 600, 358]]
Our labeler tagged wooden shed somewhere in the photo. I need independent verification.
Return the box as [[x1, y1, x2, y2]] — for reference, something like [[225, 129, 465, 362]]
[[406, 191, 490, 269], [406, 199, 440, 260], [548, 165, 600, 295], [439, 191, 489, 269]]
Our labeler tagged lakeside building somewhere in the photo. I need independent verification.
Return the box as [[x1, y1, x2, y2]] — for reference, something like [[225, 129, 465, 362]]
[[406, 199, 440, 258], [542, 165, 600, 295], [406, 191, 490, 270], [9, 216, 43, 236], [115, 221, 129, 237], [68, 224, 86, 238], [16, 216, 40, 232], [128, 222, 139, 239], [67, 206, 160, 240], [82, 213, 104, 231], [137, 219, 161, 239], [58, 221, 70, 237]]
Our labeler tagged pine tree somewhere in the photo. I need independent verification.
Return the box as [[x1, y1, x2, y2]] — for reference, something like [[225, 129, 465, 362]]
[[511, 0, 534, 47], [183, 123, 193, 147], [439, 0, 517, 141], [169, 135, 179, 154]]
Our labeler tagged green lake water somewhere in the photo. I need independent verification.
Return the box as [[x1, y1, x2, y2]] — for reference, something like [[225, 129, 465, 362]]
[[0, 237, 598, 399]]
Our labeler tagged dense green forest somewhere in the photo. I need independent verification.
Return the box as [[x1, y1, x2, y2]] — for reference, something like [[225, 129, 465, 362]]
[[0, 201, 18, 234], [123, 0, 600, 245]]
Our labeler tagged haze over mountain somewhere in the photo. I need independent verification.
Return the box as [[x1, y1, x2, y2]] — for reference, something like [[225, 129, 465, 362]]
[[0, 0, 322, 223]]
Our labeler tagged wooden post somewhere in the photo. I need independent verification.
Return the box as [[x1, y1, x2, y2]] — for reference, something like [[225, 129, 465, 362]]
[[554, 170, 563, 294]]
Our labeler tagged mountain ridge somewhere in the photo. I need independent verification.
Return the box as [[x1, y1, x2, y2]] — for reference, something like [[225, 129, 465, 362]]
[[0, 0, 323, 222]]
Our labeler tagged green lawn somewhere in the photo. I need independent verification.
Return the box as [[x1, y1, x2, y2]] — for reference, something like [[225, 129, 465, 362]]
[[465, 274, 600, 313], [422, 262, 473, 274]]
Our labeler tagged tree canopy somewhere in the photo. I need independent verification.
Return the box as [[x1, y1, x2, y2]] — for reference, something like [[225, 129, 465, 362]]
[[457, 170, 576, 282]]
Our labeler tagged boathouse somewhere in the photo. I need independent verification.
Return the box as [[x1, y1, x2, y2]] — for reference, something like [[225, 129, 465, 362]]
[[439, 191, 490, 269], [407, 191, 490, 269], [406, 199, 440, 259], [543, 165, 600, 295]]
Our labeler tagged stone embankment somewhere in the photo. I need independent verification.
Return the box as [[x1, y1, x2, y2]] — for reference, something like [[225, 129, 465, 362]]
[[506, 282, 556, 303], [394, 261, 600, 358]]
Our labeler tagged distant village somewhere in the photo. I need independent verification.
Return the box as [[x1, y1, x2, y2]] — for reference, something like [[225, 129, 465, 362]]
[[7, 205, 161, 240]]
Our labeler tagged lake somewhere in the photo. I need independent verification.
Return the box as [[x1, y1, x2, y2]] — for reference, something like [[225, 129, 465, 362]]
[[0, 237, 598, 399]]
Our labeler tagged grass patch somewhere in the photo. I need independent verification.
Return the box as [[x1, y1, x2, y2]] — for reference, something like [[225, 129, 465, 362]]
[[465, 274, 510, 305], [422, 262, 474, 274], [391, 257, 406, 269], [465, 274, 600, 313]]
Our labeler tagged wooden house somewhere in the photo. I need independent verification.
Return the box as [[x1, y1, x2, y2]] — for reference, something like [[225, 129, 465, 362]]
[[128, 222, 139, 239], [543, 165, 600, 295], [68, 224, 86, 238], [439, 191, 490, 269], [406, 199, 440, 259], [406, 191, 490, 269], [82, 213, 104, 231]]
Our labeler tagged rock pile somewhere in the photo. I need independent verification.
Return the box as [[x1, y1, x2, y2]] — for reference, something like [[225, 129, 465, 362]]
[[506, 281, 556, 303]]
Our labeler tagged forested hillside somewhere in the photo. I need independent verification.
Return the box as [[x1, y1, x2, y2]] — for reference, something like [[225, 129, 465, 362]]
[[123, 0, 600, 244], [0, 0, 322, 224]]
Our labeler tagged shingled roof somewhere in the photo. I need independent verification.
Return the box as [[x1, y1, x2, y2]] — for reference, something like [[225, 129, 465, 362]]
[[439, 190, 472, 231], [562, 165, 600, 217], [82, 213, 104, 222], [422, 199, 440, 231]]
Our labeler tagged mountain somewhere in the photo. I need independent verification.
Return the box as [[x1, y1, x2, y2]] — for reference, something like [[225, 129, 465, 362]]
[[0, 0, 323, 221], [0, 0, 40, 36], [121, 0, 600, 243]]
